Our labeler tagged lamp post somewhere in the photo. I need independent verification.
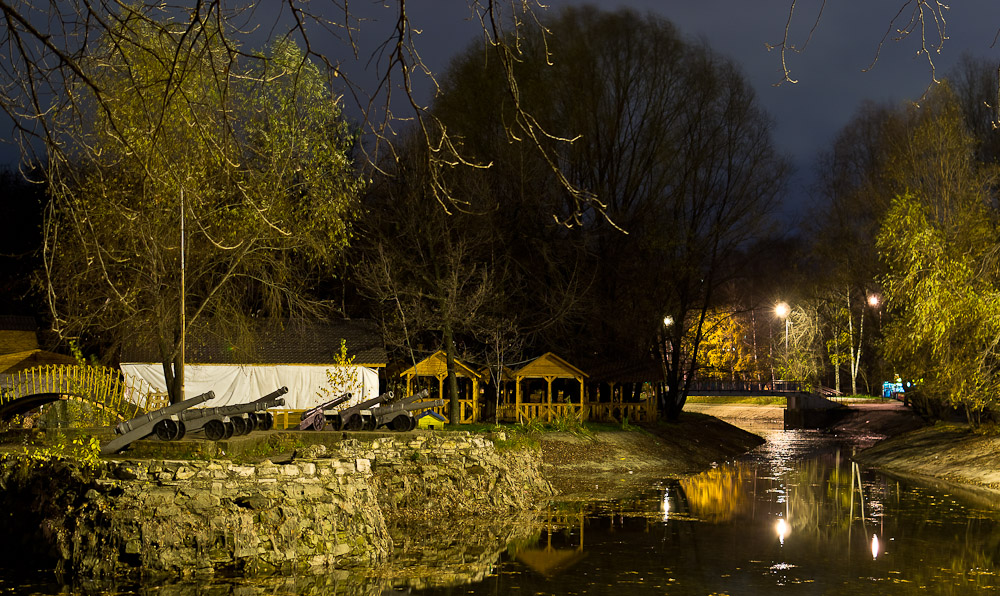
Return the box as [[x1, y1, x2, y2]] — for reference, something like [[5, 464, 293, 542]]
[[775, 302, 790, 358]]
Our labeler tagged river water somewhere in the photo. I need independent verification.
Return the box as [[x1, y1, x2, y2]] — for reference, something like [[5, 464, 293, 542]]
[[3, 417, 999, 595], [411, 421, 1000, 596]]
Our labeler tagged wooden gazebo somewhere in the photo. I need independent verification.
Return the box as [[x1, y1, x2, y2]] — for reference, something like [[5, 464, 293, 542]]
[[584, 358, 661, 423], [399, 350, 482, 423], [512, 352, 588, 423]]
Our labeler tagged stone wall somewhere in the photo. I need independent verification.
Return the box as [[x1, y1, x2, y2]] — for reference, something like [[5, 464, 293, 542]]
[[0, 432, 551, 579]]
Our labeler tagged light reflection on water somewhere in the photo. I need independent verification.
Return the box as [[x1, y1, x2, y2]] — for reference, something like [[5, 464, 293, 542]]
[[4, 425, 1000, 595], [412, 424, 1000, 596]]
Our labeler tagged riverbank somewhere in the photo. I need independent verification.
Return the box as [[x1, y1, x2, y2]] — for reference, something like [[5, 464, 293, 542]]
[[853, 423, 1000, 496], [691, 399, 1000, 501], [539, 412, 765, 500], [0, 432, 553, 579], [0, 413, 773, 581]]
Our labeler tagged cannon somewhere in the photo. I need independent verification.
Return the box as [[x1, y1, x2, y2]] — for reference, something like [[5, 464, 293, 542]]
[[326, 390, 394, 431], [370, 390, 443, 431], [173, 387, 287, 441], [102, 390, 215, 454], [297, 392, 352, 431]]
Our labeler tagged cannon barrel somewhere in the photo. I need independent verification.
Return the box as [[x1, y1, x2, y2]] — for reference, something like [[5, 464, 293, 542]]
[[103, 390, 215, 454], [297, 392, 352, 430]]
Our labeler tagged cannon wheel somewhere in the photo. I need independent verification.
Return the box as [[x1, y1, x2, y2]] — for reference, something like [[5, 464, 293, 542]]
[[175, 420, 187, 440], [390, 414, 411, 432], [204, 419, 226, 441], [407, 416, 417, 431], [231, 416, 248, 436], [154, 419, 181, 441], [343, 414, 364, 431], [259, 412, 274, 431], [362, 415, 377, 431], [222, 420, 235, 440], [311, 415, 326, 431], [245, 413, 259, 433]]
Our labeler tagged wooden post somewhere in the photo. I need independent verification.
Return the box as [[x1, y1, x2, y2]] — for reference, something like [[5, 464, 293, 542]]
[[546, 376, 553, 423], [515, 375, 522, 423], [472, 378, 479, 422]]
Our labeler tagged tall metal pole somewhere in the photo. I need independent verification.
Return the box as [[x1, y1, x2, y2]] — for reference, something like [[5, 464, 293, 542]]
[[179, 188, 185, 401], [784, 318, 789, 360]]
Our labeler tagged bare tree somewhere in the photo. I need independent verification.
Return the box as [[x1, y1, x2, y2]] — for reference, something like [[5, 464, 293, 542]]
[[0, 1, 604, 220], [770, 1, 956, 86], [434, 7, 789, 420]]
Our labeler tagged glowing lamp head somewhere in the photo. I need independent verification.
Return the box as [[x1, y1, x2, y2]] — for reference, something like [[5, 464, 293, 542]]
[[775, 302, 790, 319]]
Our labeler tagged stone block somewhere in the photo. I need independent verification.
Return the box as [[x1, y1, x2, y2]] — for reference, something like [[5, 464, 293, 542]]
[[228, 465, 256, 478]]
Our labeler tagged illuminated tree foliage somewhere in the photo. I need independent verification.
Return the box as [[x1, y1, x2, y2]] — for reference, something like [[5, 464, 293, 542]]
[[876, 92, 1000, 424], [698, 310, 758, 382], [44, 19, 363, 403]]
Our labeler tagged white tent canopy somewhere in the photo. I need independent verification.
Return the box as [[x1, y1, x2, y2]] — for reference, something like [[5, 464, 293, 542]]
[[121, 363, 379, 410]]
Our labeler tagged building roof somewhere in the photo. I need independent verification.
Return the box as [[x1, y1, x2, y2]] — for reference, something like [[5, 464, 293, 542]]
[[0, 349, 78, 374], [121, 319, 387, 367], [0, 315, 39, 355], [399, 350, 482, 380], [515, 352, 588, 380]]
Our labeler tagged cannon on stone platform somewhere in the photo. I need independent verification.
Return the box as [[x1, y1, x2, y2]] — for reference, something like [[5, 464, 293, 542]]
[[176, 387, 287, 441], [102, 390, 215, 454], [370, 390, 444, 431], [101, 387, 287, 454], [326, 390, 394, 431], [297, 392, 352, 431]]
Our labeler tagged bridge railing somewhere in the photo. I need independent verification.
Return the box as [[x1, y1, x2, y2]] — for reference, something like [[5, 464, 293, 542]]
[[0, 364, 154, 421], [686, 379, 805, 394]]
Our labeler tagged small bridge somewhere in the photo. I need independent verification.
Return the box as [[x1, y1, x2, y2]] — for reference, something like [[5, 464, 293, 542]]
[[0, 364, 153, 422], [686, 380, 806, 397]]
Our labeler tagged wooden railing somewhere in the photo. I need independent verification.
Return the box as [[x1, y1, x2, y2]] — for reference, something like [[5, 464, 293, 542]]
[[0, 364, 153, 420], [588, 402, 657, 423]]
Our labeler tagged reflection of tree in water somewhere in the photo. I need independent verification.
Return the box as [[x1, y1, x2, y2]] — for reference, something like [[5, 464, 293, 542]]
[[777, 453, 1000, 594], [678, 463, 757, 523]]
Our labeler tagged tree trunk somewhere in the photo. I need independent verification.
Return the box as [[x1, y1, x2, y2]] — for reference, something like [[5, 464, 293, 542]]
[[443, 323, 461, 425]]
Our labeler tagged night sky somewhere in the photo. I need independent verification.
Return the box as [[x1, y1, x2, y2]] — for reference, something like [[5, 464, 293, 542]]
[[3, 1, 999, 226], [376, 0, 1000, 225]]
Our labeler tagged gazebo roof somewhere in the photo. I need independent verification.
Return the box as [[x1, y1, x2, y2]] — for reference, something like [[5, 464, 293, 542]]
[[515, 352, 588, 380], [399, 350, 482, 380], [479, 364, 516, 383]]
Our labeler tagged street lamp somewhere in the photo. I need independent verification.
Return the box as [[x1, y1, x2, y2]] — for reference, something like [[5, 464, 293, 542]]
[[775, 302, 790, 358]]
